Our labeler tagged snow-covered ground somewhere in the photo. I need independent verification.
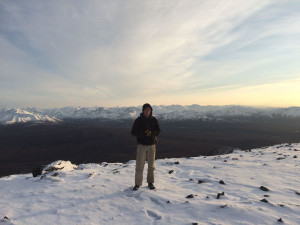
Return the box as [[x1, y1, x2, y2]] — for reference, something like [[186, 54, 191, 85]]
[[1, 143, 300, 225]]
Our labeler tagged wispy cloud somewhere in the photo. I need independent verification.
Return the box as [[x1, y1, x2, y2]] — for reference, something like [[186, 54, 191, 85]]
[[1, 0, 299, 107]]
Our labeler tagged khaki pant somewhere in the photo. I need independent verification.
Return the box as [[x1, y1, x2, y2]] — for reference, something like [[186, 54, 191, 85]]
[[135, 144, 156, 186]]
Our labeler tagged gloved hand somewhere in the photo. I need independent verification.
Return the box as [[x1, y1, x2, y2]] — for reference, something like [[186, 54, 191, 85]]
[[145, 130, 152, 137]]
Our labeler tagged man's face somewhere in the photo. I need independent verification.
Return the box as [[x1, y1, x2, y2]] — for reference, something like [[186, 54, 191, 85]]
[[143, 107, 151, 118]]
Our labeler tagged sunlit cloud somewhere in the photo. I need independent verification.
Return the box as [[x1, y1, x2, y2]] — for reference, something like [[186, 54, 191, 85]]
[[1, 0, 299, 108]]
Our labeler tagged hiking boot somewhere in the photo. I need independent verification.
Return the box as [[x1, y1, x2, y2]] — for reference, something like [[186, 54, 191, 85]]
[[148, 183, 155, 190], [133, 185, 139, 191]]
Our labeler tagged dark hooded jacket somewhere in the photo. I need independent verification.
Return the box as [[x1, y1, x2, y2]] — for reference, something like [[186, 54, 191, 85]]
[[131, 112, 161, 145]]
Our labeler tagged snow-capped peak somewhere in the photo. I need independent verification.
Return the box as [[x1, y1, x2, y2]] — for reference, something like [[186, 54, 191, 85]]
[[1, 105, 300, 124], [0, 108, 60, 124]]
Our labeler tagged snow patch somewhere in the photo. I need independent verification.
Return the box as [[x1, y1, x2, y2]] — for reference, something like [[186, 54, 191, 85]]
[[1, 143, 300, 224]]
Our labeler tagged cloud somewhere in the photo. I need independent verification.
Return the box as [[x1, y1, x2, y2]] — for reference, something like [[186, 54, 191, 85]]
[[1, 0, 299, 107]]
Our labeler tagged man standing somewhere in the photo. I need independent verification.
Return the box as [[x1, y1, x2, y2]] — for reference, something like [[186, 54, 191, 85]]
[[131, 103, 161, 190]]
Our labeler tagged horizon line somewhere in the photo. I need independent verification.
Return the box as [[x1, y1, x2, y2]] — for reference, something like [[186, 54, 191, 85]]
[[1, 104, 300, 110]]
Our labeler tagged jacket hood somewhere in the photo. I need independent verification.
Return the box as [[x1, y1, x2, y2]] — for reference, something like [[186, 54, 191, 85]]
[[142, 103, 153, 116]]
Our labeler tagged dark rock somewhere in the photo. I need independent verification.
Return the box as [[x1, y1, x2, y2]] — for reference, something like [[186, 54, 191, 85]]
[[169, 170, 174, 174], [173, 161, 180, 164], [45, 166, 64, 173], [217, 192, 225, 199], [260, 199, 269, 203], [295, 191, 300, 195], [198, 180, 205, 184], [88, 173, 94, 177], [220, 204, 227, 208], [277, 218, 284, 223], [224, 160, 227, 162], [277, 157, 285, 160], [186, 194, 195, 199], [260, 186, 270, 192], [32, 166, 43, 177], [52, 172, 59, 177], [232, 158, 238, 160], [192, 223, 198, 225], [219, 180, 225, 185], [3, 216, 9, 220], [294, 155, 298, 158], [278, 204, 285, 207], [167, 200, 171, 204], [264, 195, 269, 197]]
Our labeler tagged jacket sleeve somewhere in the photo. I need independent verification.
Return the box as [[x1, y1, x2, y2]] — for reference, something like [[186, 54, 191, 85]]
[[153, 118, 161, 136], [131, 118, 139, 136]]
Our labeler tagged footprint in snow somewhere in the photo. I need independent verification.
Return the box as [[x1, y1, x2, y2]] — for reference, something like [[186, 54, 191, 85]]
[[146, 210, 162, 220], [149, 196, 163, 206]]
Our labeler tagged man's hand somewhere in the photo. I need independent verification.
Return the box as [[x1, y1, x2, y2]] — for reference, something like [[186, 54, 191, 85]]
[[145, 130, 152, 137]]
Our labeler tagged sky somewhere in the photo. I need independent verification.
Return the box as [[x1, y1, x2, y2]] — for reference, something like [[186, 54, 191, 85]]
[[1, 0, 300, 108]]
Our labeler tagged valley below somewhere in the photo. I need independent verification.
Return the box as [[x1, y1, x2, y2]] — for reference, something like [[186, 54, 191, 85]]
[[1, 116, 300, 177]]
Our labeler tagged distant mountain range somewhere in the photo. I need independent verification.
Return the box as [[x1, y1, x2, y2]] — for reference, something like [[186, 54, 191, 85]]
[[1, 105, 300, 124]]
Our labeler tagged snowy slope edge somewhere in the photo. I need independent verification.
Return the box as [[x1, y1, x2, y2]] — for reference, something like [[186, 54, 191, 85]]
[[0, 143, 300, 224]]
